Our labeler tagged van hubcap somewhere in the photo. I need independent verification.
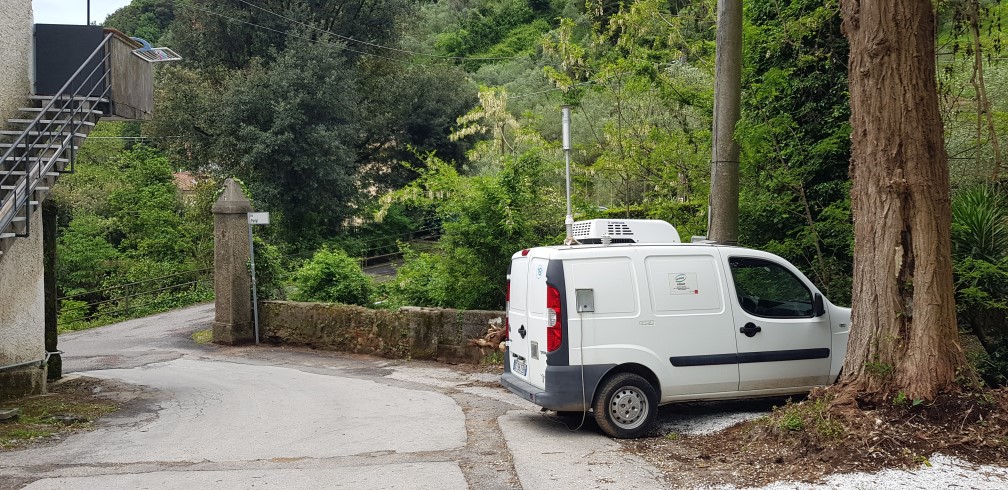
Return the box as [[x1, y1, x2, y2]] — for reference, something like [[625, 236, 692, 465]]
[[609, 386, 648, 429]]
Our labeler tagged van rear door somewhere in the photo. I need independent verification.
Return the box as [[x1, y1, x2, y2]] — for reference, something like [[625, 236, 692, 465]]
[[508, 255, 532, 386], [508, 254, 550, 390], [523, 256, 550, 389]]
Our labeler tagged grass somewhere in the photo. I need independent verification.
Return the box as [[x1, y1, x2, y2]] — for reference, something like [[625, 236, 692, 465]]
[[770, 396, 845, 441], [191, 328, 213, 344], [480, 350, 505, 366], [0, 379, 119, 450]]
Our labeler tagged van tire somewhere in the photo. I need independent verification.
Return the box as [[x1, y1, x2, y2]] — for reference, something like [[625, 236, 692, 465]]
[[593, 372, 657, 438]]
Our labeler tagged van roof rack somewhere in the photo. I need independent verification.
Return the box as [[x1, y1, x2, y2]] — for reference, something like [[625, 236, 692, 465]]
[[571, 219, 681, 244]]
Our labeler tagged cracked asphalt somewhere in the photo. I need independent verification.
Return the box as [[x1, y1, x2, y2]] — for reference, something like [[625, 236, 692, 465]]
[[0, 304, 665, 489]]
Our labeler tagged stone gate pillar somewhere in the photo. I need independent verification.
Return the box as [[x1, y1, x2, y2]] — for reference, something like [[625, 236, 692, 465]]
[[212, 179, 253, 344]]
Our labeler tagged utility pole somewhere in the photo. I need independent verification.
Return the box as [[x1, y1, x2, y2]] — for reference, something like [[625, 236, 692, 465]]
[[708, 0, 743, 244]]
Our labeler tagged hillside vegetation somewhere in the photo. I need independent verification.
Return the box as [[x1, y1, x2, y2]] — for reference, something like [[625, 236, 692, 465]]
[[53, 0, 1007, 381]]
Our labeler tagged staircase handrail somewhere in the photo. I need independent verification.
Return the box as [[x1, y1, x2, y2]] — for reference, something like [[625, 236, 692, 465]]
[[0, 32, 114, 236]]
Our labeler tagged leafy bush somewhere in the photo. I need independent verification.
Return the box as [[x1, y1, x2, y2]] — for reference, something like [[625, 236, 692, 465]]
[[952, 184, 1008, 386], [251, 236, 286, 300], [384, 151, 560, 310], [291, 248, 373, 306]]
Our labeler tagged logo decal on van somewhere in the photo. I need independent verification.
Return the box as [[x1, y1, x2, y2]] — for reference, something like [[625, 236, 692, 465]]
[[536, 265, 544, 279], [669, 272, 699, 295]]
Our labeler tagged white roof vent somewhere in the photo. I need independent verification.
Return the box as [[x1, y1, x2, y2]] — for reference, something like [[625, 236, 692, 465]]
[[571, 219, 681, 244]]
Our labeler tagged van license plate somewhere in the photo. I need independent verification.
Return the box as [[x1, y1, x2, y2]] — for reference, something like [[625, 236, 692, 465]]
[[513, 358, 527, 376]]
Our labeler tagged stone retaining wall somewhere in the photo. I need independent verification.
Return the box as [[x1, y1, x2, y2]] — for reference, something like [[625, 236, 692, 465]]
[[259, 301, 505, 363]]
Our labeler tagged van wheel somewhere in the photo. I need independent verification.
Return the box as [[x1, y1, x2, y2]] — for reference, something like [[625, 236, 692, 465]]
[[593, 373, 657, 438]]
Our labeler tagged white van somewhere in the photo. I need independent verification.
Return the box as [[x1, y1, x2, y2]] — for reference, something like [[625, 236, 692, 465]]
[[501, 219, 850, 438]]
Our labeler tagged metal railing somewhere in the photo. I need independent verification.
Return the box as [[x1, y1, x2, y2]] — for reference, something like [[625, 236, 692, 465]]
[[57, 267, 213, 326], [0, 33, 114, 240]]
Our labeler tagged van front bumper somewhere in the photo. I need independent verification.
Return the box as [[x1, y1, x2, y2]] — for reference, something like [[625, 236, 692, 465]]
[[501, 364, 615, 412]]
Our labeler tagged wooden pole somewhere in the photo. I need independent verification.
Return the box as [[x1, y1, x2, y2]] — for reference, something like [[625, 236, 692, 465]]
[[708, 0, 743, 244]]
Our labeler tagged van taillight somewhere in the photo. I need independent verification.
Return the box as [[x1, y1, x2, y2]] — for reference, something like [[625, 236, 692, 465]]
[[546, 284, 562, 352]]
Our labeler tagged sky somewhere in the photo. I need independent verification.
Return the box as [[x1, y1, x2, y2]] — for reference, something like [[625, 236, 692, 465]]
[[33, 0, 133, 25]]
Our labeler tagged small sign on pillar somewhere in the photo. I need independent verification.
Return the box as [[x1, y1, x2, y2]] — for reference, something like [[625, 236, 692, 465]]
[[248, 212, 270, 225], [248, 212, 270, 344]]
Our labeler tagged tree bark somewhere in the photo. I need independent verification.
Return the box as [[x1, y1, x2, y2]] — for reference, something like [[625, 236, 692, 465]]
[[839, 0, 967, 401]]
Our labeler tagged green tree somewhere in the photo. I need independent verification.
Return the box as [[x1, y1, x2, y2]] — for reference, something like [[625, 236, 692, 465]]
[[385, 151, 561, 310], [104, 0, 176, 43], [213, 41, 363, 245], [171, 0, 409, 69], [736, 0, 853, 303], [357, 61, 478, 191]]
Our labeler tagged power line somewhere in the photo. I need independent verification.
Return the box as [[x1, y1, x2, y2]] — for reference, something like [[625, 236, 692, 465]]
[[87, 136, 186, 139], [183, 2, 405, 63], [235, 0, 527, 62]]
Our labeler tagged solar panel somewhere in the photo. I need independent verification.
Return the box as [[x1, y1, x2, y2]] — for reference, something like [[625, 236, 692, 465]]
[[129, 37, 182, 63], [132, 47, 182, 62]]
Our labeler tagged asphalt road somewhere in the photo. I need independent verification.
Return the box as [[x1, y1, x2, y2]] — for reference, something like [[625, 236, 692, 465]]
[[0, 304, 668, 490]]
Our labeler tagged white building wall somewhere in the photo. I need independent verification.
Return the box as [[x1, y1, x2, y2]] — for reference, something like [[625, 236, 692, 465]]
[[0, 0, 45, 398]]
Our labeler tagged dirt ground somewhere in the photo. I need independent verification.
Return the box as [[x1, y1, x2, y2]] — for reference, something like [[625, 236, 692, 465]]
[[0, 377, 124, 451], [623, 387, 1008, 488]]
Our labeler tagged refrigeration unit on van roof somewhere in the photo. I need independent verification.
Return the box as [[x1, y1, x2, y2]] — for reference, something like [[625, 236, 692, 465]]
[[570, 219, 681, 245]]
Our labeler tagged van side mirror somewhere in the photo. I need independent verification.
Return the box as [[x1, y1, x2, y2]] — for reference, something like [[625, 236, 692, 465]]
[[813, 293, 826, 317]]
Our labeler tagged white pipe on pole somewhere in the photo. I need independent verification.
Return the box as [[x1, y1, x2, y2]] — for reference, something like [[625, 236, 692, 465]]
[[562, 106, 575, 245]]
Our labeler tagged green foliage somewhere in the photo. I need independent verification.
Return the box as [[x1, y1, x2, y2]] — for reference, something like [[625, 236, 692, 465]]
[[357, 62, 478, 191], [865, 361, 895, 379], [55, 214, 119, 293], [216, 42, 363, 245], [291, 248, 373, 306], [252, 236, 286, 301], [952, 184, 1008, 386], [952, 184, 1008, 262], [736, 0, 852, 305], [771, 397, 843, 440], [53, 124, 214, 331], [103, 0, 176, 43], [384, 152, 560, 310], [171, 0, 408, 69]]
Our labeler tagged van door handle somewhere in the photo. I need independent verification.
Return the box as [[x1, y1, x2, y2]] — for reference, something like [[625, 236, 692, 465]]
[[740, 323, 762, 337]]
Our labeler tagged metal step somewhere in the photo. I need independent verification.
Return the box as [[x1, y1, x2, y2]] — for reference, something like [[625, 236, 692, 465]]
[[1, 156, 70, 163], [1, 185, 23, 191], [7, 118, 95, 126], [28, 95, 109, 103], [0, 130, 88, 138], [0, 140, 66, 147], [18, 107, 103, 117], [0, 170, 60, 178]]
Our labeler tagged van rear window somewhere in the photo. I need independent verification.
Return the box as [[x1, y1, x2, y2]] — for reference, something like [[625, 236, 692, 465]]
[[510, 258, 528, 311]]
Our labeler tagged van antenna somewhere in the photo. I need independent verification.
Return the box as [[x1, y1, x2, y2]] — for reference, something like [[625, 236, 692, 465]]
[[562, 106, 579, 246]]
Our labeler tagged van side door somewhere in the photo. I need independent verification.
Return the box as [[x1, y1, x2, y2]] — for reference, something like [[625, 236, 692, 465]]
[[726, 256, 833, 391], [647, 253, 740, 397]]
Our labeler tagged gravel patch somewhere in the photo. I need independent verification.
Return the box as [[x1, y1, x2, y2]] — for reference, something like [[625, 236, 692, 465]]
[[707, 453, 1008, 489]]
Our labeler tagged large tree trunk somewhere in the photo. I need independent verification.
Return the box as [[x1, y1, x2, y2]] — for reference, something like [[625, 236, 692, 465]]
[[839, 0, 967, 401]]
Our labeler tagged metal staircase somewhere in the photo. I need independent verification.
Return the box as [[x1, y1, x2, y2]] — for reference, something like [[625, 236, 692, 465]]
[[0, 33, 113, 261]]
